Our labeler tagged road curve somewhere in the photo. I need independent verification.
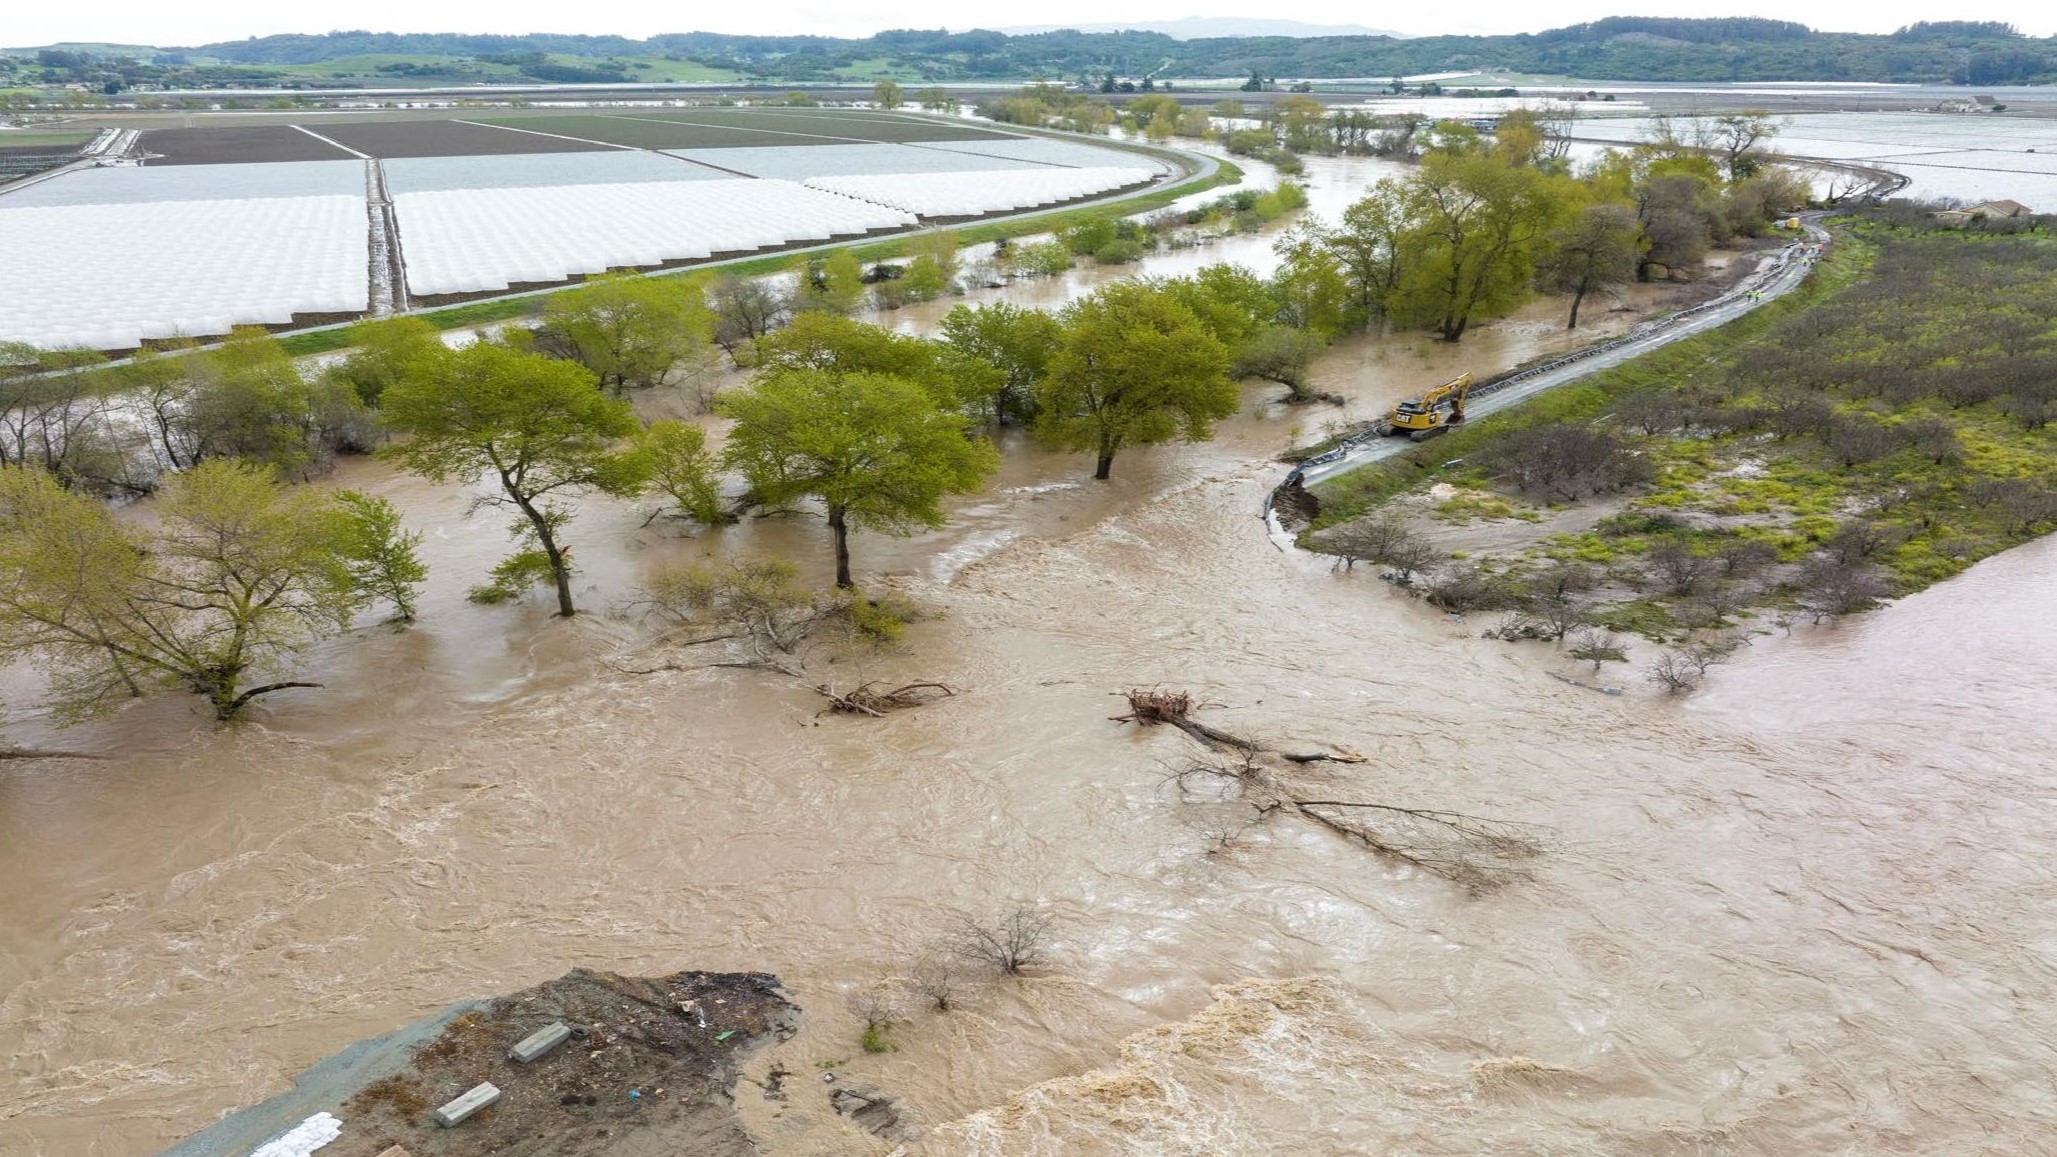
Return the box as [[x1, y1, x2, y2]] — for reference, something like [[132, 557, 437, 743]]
[[1291, 219, 1832, 492]]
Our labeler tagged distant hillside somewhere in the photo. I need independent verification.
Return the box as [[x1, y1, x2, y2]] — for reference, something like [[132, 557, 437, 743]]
[[993, 19, 1409, 40], [6, 19, 2055, 87]]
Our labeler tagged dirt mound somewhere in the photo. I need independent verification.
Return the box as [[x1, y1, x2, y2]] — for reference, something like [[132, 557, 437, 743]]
[[328, 968, 797, 1157]]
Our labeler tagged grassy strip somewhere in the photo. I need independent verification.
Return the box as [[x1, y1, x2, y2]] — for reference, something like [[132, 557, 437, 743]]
[[1308, 236, 1873, 528], [277, 156, 1243, 359]]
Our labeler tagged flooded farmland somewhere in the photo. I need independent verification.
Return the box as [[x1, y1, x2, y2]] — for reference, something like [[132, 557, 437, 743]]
[[4, 152, 2056, 1157]]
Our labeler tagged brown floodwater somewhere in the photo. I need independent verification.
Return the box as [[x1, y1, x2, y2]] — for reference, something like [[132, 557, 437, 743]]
[[6, 155, 2054, 1156]]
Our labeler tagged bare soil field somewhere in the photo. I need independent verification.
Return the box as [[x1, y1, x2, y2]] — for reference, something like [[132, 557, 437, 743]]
[[316, 118, 626, 158], [616, 107, 1020, 142], [471, 114, 852, 150], [141, 124, 357, 165]]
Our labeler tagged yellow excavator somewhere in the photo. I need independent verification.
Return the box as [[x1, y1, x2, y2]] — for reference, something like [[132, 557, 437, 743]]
[[1374, 373, 1473, 441]]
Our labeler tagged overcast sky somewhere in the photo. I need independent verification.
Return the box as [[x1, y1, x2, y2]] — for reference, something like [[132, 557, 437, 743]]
[[13, 1, 2053, 50]]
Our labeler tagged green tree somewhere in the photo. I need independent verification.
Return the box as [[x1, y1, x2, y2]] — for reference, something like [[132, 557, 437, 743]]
[[1541, 202, 1640, 329], [0, 461, 362, 721], [1270, 225, 1353, 338], [184, 328, 373, 476], [1033, 282, 1236, 480], [540, 271, 713, 395], [751, 312, 981, 412], [798, 249, 866, 315], [1710, 110, 1784, 181], [1398, 150, 1562, 340], [721, 369, 999, 587], [334, 490, 428, 622], [874, 78, 903, 109], [380, 341, 647, 617], [902, 230, 958, 302], [938, 302, 1061, 426], [326, 316, 443, 407], [633, 419, 727, 525]]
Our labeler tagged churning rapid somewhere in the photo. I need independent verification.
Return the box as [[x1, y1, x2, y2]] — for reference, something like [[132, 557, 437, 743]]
[[5, 154, 2055, 1156]]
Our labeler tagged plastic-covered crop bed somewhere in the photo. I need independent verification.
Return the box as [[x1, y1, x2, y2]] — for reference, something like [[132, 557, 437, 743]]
[[393, 178, 914, 297], [0, 195, 368, 350], [802, 167, 1158, 217]]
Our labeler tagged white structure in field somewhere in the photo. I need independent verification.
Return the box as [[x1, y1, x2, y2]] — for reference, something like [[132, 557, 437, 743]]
[[0, 196, 367, 350], [393, 178, 915, 296], [803, 167, 1157, 217]]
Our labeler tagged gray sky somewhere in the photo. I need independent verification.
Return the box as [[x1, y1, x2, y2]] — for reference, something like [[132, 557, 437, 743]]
[[13, 2, 2052, 50]]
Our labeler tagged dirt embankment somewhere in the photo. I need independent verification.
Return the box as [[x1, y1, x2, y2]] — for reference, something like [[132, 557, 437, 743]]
[[266, 969, 797, 1157]]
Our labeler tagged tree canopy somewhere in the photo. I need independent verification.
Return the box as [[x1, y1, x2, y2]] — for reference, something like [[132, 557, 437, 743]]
[[1033, 281, 1236, 480], [379, 340, 646, 616], [721, 368, 999, 586], [0, 460, 393, 720]]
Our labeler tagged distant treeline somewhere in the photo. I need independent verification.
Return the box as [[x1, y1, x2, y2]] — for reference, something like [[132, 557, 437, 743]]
[[8, 18, 2057, 87]]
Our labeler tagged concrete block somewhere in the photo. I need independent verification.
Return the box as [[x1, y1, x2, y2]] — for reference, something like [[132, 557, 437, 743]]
[[433, 1082, 500, 1127], [509, 1021, 572, 1063]]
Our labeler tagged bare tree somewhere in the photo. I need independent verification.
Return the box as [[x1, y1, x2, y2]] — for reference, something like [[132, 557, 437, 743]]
[[1795, 559, 1891, 622], [1567, 628, 1627, 672], [1646, 541, 1712, 596], [1647, 636, 1738, 694], [849, 981, 905, 1053], [952, 906, 1055, 977], [1315, 514, 1439, 580], [709, 275, 790, 357], [909, 950, 965, 1012]]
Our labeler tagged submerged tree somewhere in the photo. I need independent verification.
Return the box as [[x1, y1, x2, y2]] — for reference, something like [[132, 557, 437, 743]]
[[721, 368, 998, 587], [380, 340, 647, 616], [1033, 282, 1235, 480], [0, 461, 371, 721], [1540, 202, 1640, 329], [335, 490, 429, 622]]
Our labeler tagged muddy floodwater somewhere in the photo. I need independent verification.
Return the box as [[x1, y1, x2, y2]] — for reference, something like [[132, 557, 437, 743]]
[[5, 154, 2056, 1156]]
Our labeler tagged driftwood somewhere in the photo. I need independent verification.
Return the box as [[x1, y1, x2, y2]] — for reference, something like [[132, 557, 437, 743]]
[[1113, 688, 1362, 764], [815, 682, 956, 717], [1121, 687, 1538, 890], [1170, 754, 1542, 892]]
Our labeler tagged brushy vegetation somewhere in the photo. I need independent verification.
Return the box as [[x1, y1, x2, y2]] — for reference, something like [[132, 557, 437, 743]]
[[1311, 216, 2057, 640]]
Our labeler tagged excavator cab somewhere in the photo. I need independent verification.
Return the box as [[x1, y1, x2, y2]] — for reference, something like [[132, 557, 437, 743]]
[[1376, 373, 1473, 441]]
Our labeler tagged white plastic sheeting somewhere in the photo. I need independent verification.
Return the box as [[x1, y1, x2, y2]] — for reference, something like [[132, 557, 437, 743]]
[[383, 150, 722, 194], [804, 166, 1157, 217], [664, 142, 1044, 180], [0, 196, 369, 350], [394, 178, 914, 296], [918, 138, 1177, 174], [0, 160, 366, 207], [246, 1112, 342, 1157]]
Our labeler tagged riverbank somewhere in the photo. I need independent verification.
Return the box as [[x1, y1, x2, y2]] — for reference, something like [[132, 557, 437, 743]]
[[165, 969, 794, 1157], [1298, 216, 2057, 650]]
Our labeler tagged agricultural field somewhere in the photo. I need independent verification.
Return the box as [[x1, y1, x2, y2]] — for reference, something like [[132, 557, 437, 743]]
[[0, 108, 1178, 350], [1570, 111, 2057, 210]]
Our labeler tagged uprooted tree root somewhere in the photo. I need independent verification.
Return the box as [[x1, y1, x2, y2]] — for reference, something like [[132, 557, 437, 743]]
[[815, 682, 956, 717], [1123, 688, 1540, 891], [1114, 688, 1362, 764]]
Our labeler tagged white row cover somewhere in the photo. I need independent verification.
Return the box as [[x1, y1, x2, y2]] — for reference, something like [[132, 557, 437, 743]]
[[0, 195, 368, 351], [394, 178, 914, 297], [803, 167, 1158, 218], [664, 142, 1045, 181], [0, 160, 366, 208]]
